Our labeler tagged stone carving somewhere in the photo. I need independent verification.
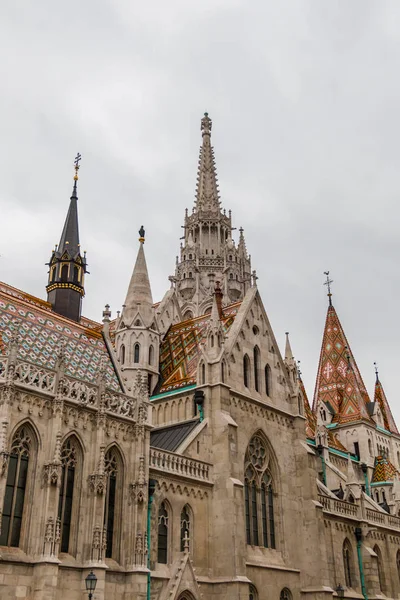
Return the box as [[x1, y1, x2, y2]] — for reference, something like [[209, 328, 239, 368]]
[[14, 361, 56, 393], [104, 390, 136, 418], [62, 378, 97, 406], [43, 516, 60, 557]]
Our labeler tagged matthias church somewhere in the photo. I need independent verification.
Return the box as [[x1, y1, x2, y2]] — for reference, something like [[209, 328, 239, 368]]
[[0, 113, 400, 599]]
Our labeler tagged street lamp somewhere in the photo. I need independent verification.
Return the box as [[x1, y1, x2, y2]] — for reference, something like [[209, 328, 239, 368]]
[[335, 583, 345, 598], [85, 570, 97, 600]]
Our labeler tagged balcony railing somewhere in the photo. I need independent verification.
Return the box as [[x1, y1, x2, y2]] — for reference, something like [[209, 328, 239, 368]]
[[150, 447, 212, 483], [319, 493, 400, 531]]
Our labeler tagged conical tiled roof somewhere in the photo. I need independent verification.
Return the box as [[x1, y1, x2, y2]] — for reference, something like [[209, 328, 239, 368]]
[[195, 113, 221, 214], [313, 304, 372, 424], [372, 455, 399, 483], [374, 375, 399, 434]]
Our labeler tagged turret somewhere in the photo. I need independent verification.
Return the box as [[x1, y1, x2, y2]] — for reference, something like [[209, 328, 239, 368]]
[[46, 154, 87, 322], [115, 227, 160, 394]]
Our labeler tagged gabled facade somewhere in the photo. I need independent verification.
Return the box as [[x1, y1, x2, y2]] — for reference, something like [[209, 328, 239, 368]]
[[1, 116, 400, 600]]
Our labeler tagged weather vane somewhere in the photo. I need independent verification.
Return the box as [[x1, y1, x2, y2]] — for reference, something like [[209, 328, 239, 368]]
[[323, 271, 333, 306], [74, 153, 82, 180], [374, 361, 379, 381]]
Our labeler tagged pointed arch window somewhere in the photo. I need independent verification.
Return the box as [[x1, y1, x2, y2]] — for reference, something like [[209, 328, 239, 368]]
[[104, 448, 121, 559], [158, 501, 169, 564], [265, 364, 271, 396], [134, 343, 140, 363], [58, 437, 79, 553], [73, 266, 79, 283], [180, 504, 191, 551], [249, 584, 258, 600], [253, 346, 260, 392], [374, 544, 386, 592], [149, 345, 154, 366], [0, 426, 33, 547], [221, 361, 225, 383], [120, 345, 125, 365], [244, 434, 276, 548], [243, 354, 250, 388], [201, 363, 206, 385], [61, 264, 69, 282], [280, 589, 292, 600], [343, 539, 354, 588]]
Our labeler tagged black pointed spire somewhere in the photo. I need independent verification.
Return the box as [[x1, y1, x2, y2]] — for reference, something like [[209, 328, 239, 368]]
[[46, 154, 87, 322]]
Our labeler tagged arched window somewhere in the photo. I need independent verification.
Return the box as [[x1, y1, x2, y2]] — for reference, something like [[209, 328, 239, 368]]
[[343, 538, 354, 588], [58, 436, 80, 554], [149, 345, 154, 366], [51, 267, 56, 283], [230, 273, 233, 280], [120, 344, 125, 365], [253, 346, 260, 392], [280, 589, 292, 600], [104, 447, 121, 559], [180, 504, 191, 551], [243, 354, 250, 388], [73, 266, 79, 283], [369, 439, 373, 456], [211, 334, 214, 348], [61, 264, 69, 282], [188, 272, 192, 278], [158, 501, 169, 564], [183, 310, 193, 320], [221, 361, 225, 383], [374, 544, 385, 592], [265, 364, 271, 396], [134, 343, 140, 363], [249, 584, 258, 600], [201, 363, 206, 385], [244, 434, 276, 548], [189, 254, 192, 260], [0, 425, 33, 547]]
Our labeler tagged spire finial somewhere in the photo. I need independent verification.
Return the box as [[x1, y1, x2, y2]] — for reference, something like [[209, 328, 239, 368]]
[[297, 360, 302, 380], [73, 152, 81, 181], [139, 225, 145, 243], [374, 361, 379, 382], [323, 271, 333, 306], [201, 112, 212, 136]]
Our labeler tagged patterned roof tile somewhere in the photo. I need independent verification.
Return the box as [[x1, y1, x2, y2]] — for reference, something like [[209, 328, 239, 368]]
[[372, 455, 399, 483]]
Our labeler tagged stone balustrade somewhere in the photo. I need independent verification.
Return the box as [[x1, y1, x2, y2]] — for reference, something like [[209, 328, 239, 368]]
[[150, 447, 212, 483], [0, 355, 137, 420], [319, 493, 400, 531]]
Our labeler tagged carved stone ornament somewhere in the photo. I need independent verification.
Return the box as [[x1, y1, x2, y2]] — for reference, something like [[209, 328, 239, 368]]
[[0, 452, 9, 477], [88, 473, 107, 495], [43, 461, 62, 486], [129, 482, 146, 505], [43, 516, 61, 558]]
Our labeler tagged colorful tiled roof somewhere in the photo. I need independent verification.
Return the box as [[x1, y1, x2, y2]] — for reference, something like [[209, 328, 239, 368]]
[[313, 305, 372, 424], [372, 455, 399, 483], [158, 302, 241, 393], [0, 282, 121, 391], [327, 431, 348, 452], [374, 377, 399, 434]]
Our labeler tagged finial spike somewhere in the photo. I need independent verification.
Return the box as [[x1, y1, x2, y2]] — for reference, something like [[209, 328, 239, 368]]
[[139, 225, 145, 243], [323, 271, 333, 306], [374, 361, 379, 382], [73, 152, 81, 181]]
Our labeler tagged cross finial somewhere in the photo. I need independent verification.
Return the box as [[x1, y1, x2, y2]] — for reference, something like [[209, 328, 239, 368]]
[[323, 271, 333, 306], [374, 361, 379, 382], [73, 153, 81, 181]]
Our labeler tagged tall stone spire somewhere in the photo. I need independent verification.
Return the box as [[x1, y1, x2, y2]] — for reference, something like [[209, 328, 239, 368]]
[[373, 364, 399, 434], [195, 113, 220, 214], [312, 298, 372, 425], [46, 154, 87, 322], [122, 226, 153, 327], [172, 113, 252, 317]]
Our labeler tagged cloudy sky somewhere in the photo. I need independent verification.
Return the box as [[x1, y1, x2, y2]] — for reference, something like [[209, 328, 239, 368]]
[[1, 1, 400, 422]]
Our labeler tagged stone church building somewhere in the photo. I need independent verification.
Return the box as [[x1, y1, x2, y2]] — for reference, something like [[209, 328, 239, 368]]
[[1, 113, 400, 599]]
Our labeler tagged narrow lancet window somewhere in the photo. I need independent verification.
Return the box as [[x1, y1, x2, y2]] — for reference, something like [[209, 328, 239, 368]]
[[158, 501, 169, 564]]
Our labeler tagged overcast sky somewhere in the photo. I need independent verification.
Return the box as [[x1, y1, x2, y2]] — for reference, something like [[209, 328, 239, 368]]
[[1, 1, 400, 424]]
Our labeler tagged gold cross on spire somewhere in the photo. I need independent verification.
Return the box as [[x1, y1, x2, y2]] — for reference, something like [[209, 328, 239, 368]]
[[323, 271, 333, 306], [74, 153, 82, 181]]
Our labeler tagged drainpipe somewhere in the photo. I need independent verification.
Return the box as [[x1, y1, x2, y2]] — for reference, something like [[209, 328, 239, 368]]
[[361, 463, 370, 496], [355, 527, 368, 600], [147, 479, 157, 600], [317, 444, 327, 486]]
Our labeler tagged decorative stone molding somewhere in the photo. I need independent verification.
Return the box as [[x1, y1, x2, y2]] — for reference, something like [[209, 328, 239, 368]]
[[91, 524, 107, 562], [129, 482, 146, 505], [134, 531, 148, 566], [0, 452, 9, 478], [43, 516, 60, 558], [43, 462, 62, 486]]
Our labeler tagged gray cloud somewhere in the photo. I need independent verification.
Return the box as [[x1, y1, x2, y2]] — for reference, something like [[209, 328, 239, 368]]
[[1, 0, 399, 422]]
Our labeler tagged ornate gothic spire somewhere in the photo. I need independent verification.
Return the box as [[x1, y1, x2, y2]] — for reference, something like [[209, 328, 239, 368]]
[[46, 154, 87, 322], [195, 113, 221, 214], [122, 227, 153, 326], [373, 364, 399, 434], [312, 300, 372, 425]]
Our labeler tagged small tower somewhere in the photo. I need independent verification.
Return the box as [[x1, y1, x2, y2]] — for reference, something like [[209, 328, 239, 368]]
[[115, 227, 160, 394], [46, 154, 87, 322]]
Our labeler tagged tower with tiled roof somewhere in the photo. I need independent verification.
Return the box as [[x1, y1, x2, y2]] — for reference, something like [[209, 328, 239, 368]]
[[373, 364, 399, 434], [173, 113, 252, 318], [46, 154, 87, 322], [114, 227, 160, 394]]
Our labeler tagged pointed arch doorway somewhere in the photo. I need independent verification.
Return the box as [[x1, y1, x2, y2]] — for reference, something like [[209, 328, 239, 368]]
[[177, 592, 196, 600]]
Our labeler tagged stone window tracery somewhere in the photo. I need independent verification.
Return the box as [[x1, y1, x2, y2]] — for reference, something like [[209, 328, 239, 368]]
[[104, 448, 121, 559], [58, 437, 79, 553], [180, 504, 191, 551], [158, 501, 169, 564], [249, 584, 258, 600], [0, 426, 33, 547], [280, 589, 292, 600], [343, 538, 354, 588], [244, 434, 275, 548]]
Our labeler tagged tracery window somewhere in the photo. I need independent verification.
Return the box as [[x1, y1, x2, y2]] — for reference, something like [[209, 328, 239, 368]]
[[243, 354, 250, 388], [134, 343, 140, 363], [0, 426, 33, 547], [104, 448, 120, 559], [265, 364, 271, 396], [249, 584, 258, 600], [244, 434, 276, 548], [180, 504, 191, 551], [280, 589, 292, 600], [158, 501, 169, 564], [58, 437, 79, 553]]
